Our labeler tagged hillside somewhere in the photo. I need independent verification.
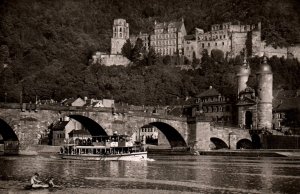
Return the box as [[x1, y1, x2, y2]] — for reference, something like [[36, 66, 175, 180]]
[[0, 0, 300, 104]]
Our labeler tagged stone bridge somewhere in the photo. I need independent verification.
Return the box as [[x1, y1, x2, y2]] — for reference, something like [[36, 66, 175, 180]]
[[0, 103, 255, 154]]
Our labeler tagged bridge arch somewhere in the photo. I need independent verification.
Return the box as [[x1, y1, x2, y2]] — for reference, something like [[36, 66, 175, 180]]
[[59, 115, 108, 136], [145, 122, 187, 148], [210, 137, 228, 149], [0, 118, 18, 141], [236, 138, 252, 149]]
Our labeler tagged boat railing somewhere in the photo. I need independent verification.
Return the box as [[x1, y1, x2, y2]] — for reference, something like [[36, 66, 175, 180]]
[[60, 144, 145, 156]]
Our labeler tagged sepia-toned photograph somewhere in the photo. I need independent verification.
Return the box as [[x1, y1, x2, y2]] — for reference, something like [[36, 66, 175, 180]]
[[0, 0, 300, 193]]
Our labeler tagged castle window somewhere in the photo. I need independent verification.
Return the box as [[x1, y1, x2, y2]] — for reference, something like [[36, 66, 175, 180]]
[[215, 42, 217, 46], [224, 35, 226, 39], [208, 43, 210, 47], [222, 42, 224, 46], [220, 35, 222, 39]]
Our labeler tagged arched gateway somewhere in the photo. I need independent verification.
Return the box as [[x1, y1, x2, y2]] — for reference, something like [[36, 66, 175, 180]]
[[0, 118, 19, 154]]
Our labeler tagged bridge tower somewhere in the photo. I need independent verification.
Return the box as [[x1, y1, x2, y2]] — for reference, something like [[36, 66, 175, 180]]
[[236, 57, 251, 95], [256, 55, 273, 130], [111, 19, 129, 54]]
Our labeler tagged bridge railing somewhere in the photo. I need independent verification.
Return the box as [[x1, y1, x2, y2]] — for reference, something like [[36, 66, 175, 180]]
[[0, 103, 186, 121]]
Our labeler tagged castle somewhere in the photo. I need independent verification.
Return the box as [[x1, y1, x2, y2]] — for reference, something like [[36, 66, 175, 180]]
[[92, 18, 300, 66]]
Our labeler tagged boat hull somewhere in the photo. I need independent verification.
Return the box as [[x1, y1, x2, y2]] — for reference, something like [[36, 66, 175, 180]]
[[60, 152, 147, 161]]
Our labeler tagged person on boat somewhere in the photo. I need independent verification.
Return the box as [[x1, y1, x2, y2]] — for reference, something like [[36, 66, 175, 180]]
[[30, 173, 48, 188]]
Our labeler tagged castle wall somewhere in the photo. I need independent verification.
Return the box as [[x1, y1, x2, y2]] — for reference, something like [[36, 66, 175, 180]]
[[183, 39, 197, 61], [288, 45, 300, 60], [101, 54, 130, 66], [260, 42, 288, 58], [231, 32, 248, 56], [111, 38, 127, 55], [251, 31, 262, 56]]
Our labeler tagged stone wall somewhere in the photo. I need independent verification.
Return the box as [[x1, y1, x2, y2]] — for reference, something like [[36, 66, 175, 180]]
[[260, 42, 288, 58], [261, 135, 300, 149], [237, 105, 258, 129], [188, 117, 251, 150], [231, 32, 248, 56], [0, 107, 189, 151], [101, 54, 130, 66], [288, 45, 300, 60]]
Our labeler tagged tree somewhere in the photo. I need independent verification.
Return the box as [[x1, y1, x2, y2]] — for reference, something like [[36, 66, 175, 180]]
[[145, 47, 157, 66], [162, 55, 172, 65], [131, 38, 144, 63], [192, 52, 200, 69], [121, 39, 133, 60], [211, 49, 224, 63]]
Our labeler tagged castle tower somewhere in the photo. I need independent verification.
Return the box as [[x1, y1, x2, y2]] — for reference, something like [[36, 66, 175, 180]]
[[236, 57, 251, 95], [256, 55, 273, 130], [111, 19, 129, 55]]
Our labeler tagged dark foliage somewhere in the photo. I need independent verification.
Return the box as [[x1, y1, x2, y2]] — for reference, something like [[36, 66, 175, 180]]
[[0, 0, 299, 105]]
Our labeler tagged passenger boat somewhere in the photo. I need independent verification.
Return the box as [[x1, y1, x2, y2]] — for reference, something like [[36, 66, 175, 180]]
[[59, 134, 147, 161]]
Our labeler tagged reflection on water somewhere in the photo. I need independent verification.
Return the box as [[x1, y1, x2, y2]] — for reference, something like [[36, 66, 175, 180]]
[[0, 154, 299, 193]]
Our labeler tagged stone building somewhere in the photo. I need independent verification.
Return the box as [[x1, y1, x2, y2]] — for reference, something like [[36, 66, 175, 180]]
[[194, 21, 261, 59], [51, 118, 83, 146], [236, 56, 273, 130], [111, 19, 129, 55], [272, 90, 300, 135], [139, 124, 158, 145], [194, 86, 233, 123], [150, 18, 187, 56], [91, 19, 131, 66], [183, 34, 197, 61]]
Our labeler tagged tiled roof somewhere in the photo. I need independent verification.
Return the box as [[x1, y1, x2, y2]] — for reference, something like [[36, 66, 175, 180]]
[[274, 97, 300, 111], [196, 87, 220, 97], [184, 35, 195, 40], [69, 129, 91, 136], [62, 98, 75, 106], [52, 121, 69, 131]]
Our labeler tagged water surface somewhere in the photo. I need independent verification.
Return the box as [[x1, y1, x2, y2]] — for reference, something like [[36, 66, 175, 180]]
[[0, 154, 299, 193]]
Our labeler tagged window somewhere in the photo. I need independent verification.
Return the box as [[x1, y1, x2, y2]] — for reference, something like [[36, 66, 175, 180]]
[[223, 35, 226, 39], [222, 42, 224, 46], [220, 35, 222, 39], [202, 43, 204, 48], [215, 42, 217, 46], [208, 43, 210, 47]]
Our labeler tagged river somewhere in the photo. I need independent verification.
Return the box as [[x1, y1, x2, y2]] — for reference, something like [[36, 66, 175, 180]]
[[0, 154, 299, 194]]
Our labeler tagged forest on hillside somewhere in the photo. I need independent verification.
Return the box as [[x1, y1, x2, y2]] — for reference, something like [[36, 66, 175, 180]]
[[0, 0, 300, 105]]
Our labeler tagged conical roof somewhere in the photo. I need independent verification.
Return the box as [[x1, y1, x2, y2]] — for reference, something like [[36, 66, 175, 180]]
[[257, 55, 272, 74], [237, 58, 251, 76]]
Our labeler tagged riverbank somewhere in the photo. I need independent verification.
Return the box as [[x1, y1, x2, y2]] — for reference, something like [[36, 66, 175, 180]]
[[148, 147, 300, 157]]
